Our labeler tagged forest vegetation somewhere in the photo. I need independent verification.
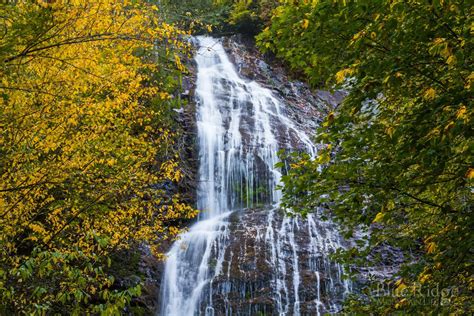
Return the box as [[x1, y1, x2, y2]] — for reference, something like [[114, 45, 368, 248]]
[[0, 1, 196, 314]]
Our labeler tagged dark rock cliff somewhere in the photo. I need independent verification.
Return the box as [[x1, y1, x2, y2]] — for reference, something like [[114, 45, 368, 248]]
[[150, 35, 347, 315]]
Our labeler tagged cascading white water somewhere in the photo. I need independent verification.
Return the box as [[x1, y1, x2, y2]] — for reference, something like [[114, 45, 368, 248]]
[[159, 37, 349, 316]]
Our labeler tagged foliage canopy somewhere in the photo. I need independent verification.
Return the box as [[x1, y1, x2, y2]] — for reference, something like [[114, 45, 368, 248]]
[[258, 0, 473, 313], [0, 0, 196, 314]]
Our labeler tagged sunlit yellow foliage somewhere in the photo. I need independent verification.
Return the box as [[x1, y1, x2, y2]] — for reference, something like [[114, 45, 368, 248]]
[[372, 212, 385, 223], [0, 1, 196, 314], [335, 68, 354, 83], [423, 87, 437, 100]]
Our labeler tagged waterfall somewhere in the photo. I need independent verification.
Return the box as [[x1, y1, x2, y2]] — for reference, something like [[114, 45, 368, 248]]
[[159, 37, 350, 316]]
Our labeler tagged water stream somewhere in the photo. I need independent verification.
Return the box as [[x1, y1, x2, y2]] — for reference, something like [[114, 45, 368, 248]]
[[159, 36, 350, 315]]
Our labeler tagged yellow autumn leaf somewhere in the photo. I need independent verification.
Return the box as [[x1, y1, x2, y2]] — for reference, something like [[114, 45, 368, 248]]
[[335, 68, 353, 83], [373, 212, 385, 223], [419, 273, 431, 284], [395, 298, 408, 309], [322, 111, 335, 128], [433, 37, 445, 45], [466, 72, 474, 89], [426, 242, 437, 254], [424, 87, 437, 100], [456, 105, 467, 120], [302, 19, 310, 29], [29, 223, 46, 235], [444, 121, 455, 132], [466, 168, 474, 179], [351, 30, 364, 42], [447, 55, 456, 65], [159, 92, 171, 100], [394, 278, 407, 295]]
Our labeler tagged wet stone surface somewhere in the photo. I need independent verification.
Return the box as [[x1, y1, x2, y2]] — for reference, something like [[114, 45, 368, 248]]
[[195, 208, 352, 315], [158, 36, 354, 316]]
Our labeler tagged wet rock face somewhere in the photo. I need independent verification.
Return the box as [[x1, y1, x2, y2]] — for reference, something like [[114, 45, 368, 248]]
[[181, 36, 352, 315], [197, 208, 351, 315], [158, 36, 352, 315], [222, 35, 346, 135]]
